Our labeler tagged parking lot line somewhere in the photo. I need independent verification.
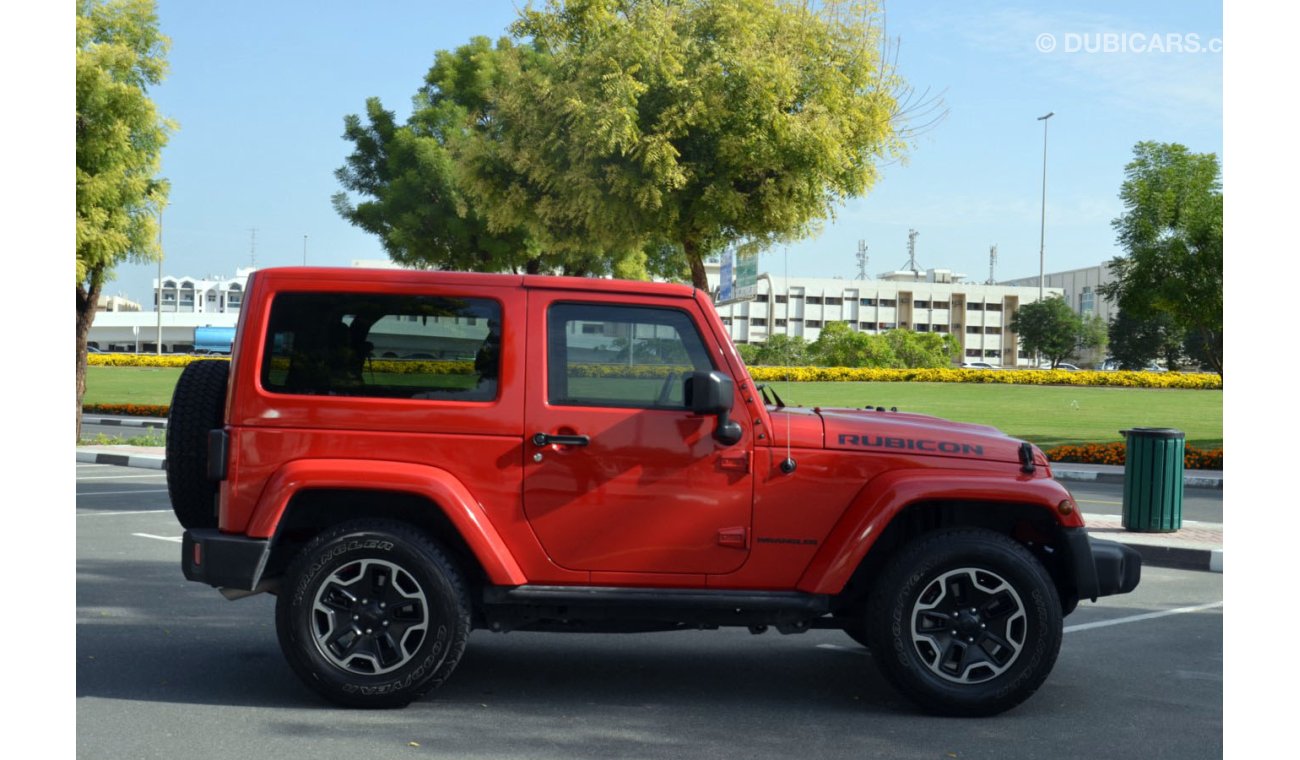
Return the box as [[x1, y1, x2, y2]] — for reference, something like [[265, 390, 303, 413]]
[[76, 509, 172, 517], [133, 533, 182, 543], [1064, 601, 1223, 633], [76, 474, 168, 481]]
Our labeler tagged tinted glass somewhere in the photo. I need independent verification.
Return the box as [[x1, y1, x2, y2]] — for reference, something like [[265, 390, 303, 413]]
[[547, 303, 714, 409], [261, 292, 501, 401]]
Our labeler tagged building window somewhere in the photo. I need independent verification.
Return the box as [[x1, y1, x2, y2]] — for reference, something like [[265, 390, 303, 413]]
[[984, 349, 1000, 358], [755, 294, 769, 303], [878, 322, 896, 330], [967, 302, 984, 311], [986, 303, 1003, 312], [775, 295, 788, 304], [860, 298, 875, 306], [858, 321, 873, 330], [915, 300, 930, 309], [934, 325, 949, 333], [915, 324, 930, 332], [933, 301, 950, 309], [750, 318, 766, 326], [806, 320, 822, 328], [824, 297, 843, 306], [966, 349, 981, 358], [880, 299, 897, 307], [1080, 287, 1095, 315], [774, 319, 787, 327], [806, 296, 823, 305], [966, 326, 981, 334], [985, 326, 1000, 335]]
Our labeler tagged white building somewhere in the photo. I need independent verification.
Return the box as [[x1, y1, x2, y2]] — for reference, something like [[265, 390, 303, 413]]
[[152, 266, 255, 314], [707, 264, 1064, 368], [1000, 264, 1116, 324]]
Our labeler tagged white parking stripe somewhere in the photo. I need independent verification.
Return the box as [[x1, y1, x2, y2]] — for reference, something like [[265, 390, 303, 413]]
[[76, 474, 167, 481], [1064, 601, 1223, 633], [814, 601, 1224, 653], [133, 533, 182, 543], [76, 489, 169, 496], [77, 510, 172, 517]]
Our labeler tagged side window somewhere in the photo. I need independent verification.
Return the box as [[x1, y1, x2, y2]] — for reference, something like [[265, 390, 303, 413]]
[[547, 303, 715, 409], [261, 292, 501, 401]]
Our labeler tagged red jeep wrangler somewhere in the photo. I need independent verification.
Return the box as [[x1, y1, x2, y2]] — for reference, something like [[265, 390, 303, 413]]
[[168, 267, 1140, 716]]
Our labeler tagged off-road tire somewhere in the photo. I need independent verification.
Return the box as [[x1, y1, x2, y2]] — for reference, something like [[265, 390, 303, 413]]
[[276, 520, 471, 708], [865, 528, 1062, 717], [165, 359, 229, 529]]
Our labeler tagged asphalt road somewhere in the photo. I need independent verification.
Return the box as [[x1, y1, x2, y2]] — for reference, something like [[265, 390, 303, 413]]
[[77, 461, 1223, 760]]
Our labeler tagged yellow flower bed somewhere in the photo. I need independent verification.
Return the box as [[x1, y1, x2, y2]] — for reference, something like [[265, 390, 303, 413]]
[[88, 354, 1221, 389], [747, 366, 1221, 389]]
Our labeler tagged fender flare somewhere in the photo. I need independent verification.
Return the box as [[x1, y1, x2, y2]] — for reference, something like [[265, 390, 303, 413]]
[[796, 468, 1080, 595], [245, 458, 527, 586]]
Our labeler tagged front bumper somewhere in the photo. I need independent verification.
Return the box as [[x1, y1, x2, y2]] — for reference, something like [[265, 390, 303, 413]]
[[1063, 527, 1142, 601], [182, 529, 270, 591]]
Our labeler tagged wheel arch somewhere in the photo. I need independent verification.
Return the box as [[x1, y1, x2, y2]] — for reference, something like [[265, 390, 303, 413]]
[[247, 459, 527, 591], [800, 469, 1082, 614]]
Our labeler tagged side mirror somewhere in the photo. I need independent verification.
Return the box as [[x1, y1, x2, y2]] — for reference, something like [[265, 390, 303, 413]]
[[684, 371, 743, 446]]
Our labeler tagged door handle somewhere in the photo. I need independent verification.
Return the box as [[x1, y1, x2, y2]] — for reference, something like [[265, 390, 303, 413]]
[[531, 432, 590, 447]]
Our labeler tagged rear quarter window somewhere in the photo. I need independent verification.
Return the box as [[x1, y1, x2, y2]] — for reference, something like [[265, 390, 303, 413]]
[[261, 292, 501, 402]]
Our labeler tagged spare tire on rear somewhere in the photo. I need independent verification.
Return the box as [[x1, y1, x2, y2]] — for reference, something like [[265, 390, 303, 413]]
[[166, 359, 230, 530]]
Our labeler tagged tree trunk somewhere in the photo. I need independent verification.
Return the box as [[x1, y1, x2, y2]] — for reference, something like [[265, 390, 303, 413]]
[[684, 239, 708, 290], [76, 273, 103, 443]]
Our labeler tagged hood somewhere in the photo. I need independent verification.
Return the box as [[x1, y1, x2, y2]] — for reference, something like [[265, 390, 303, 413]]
[[817, 407, 1033, 465]]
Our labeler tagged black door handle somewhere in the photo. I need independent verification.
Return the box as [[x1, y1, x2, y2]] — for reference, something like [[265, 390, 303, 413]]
[[532, 432, 590, 447]]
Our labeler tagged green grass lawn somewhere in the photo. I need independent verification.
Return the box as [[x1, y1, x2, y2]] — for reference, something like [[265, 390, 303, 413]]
[[83, 366, 1222, 450]]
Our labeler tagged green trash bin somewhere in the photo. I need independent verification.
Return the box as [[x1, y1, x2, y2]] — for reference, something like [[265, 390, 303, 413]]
[[1120, 428, 1184, 532]]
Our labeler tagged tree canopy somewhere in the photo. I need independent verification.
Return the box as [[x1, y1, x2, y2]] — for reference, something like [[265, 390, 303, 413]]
[[1100, 141, 1222, 375], [76, 0, 173, 439], [1009, 296, 1094, 368], [333, 0, 914, 287]]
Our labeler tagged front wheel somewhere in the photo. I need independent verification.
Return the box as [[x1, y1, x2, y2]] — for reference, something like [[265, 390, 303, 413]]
[[275, 520, 471, 708], [865, 529, 1062, 716]]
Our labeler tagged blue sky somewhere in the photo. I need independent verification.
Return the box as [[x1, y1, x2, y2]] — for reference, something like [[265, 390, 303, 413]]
[[106, 0, 1222, 306]]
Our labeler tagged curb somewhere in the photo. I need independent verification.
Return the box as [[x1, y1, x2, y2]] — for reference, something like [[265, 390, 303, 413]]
[[1054, 468, 1222, 490], [1090, 540, 1223, 574], [82, 416, 168, 429], [76, 449, 166, 470]]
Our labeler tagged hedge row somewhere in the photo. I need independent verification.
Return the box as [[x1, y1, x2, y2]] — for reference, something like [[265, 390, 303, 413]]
[[747, 366, 1221, 389], [89, 353, 1221, 389], [1044, 442, 1222, 470]]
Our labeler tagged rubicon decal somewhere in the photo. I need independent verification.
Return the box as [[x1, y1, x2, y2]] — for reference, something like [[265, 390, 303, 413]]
[[838, 433, 984, 456]]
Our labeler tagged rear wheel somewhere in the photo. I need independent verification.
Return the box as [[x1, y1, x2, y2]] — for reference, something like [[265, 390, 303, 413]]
[[865, 528, 1062, 716], [165, 359, 229, 529], [275, 520, 471, 708]]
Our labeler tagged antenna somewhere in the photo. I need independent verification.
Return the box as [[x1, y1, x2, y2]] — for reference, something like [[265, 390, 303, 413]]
[[898, 229, 921, 274], [987, 244, 998, 285], [855, 240, 870, 280]]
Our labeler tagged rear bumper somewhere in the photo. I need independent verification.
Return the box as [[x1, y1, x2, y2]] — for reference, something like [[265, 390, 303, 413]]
[[1064, 527, 1142, 601], [182, 529, 270, 591]]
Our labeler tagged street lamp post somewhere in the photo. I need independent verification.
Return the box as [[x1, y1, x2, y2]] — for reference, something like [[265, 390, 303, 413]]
[[1037, 111, 1054, 301], [156, 202, 166, 355]]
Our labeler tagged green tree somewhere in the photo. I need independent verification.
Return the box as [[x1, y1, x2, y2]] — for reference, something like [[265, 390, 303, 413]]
[[881, 329, 959, 369], [76, 0, 173, 440], [1100, 141, 1222, 376], [1107, 308, 1184, 370], [753, 333, 811, 366], [1009, 296, 1083, 368], [811, 321, 895, 368], [461, 0, 912, 289]]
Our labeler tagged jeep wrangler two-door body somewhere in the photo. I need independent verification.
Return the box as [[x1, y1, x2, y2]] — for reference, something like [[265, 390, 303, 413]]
[[170, 267, 1141, 715]]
